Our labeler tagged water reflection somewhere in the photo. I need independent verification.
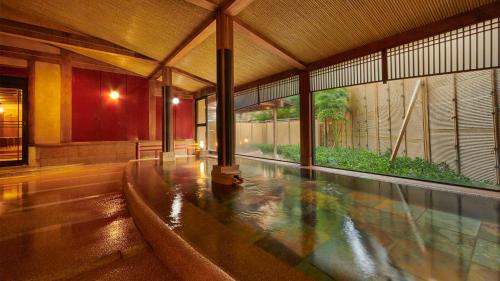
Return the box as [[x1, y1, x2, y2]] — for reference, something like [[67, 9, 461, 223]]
[[133, 158, 500, 281]]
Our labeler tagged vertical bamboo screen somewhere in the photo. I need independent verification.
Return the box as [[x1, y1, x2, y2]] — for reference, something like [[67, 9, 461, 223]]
[[327, 69, 499, 184]]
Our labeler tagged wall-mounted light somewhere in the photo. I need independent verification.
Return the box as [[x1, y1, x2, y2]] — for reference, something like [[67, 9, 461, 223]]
[[110, 90, 120, 100], [172, 97, 180, 105]]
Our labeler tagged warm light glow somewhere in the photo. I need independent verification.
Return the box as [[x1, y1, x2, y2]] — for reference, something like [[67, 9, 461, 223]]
[[0, 107, 4, 113], [172, 97, 180, 105], [244, 138, 249, 143], [199, 140, 205, 149], [110, 90, 120, 100]]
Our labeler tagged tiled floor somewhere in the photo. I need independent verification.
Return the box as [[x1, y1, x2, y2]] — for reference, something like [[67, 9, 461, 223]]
[[131, 158, 500, 281], [0, 163, 175, 281]]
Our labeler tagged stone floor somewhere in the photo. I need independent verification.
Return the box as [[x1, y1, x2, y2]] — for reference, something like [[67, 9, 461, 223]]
[[0, 163, 176, 281]]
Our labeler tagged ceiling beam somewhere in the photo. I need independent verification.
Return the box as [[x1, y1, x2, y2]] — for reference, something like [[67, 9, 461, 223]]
[[183, 0, 218, 11], [233, 18, 305, 69], [172, 67, 216, 86], [148, 16, 216, 79], [223, 0, 256, 16], [0, 18, 157, 62], [0, 44, 60, 64]]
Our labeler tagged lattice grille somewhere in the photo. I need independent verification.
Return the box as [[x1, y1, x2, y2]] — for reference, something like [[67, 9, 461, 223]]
[[388, 18, 499, 80], [311, 52, 382, 92], [234, 76, 299, 110]]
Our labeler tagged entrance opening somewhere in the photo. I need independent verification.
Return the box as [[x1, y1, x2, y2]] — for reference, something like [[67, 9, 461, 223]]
[[0, 77, 28, 166]]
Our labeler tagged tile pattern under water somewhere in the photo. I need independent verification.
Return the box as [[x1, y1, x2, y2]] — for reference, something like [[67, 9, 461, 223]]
[[130, 158, 500, 281]]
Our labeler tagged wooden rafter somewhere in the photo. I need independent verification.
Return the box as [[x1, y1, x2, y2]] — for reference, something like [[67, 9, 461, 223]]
[[0, 18, 156, 62], [222, 0, 256, 16], [183, 0, 218, 11], [148, 16, 216, 79], [172, 67, 216, 86], [0, 44, 60, 64], [233, 18, 305, 69]]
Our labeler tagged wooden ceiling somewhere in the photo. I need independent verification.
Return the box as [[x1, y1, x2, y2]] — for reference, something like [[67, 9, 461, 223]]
[[0, 0, 498, 92]]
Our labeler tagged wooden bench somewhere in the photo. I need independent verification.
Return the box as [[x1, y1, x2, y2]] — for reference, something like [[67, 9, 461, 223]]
[[136, 140, 198, 159]]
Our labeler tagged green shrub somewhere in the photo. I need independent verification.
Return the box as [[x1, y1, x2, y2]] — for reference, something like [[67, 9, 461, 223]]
[[253, 143, 490, 187]]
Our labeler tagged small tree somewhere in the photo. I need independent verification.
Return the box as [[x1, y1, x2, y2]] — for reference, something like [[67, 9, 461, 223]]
[[314, 88, 350, 147]]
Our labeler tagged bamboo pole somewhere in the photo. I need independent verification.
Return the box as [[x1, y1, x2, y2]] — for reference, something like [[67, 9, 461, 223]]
[[387, 84, 393, 149], [401, 80, 408, 157], [273, 107, 277, 158], [390, 79, 422, 161], [491, 69, 500, 184], [452, 74, 461, 174], [421, 77, 431, 162]]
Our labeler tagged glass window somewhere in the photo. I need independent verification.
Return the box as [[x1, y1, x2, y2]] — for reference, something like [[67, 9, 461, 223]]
[[313, 69, 500, 191], [207, 95, 217, 152], [235, 96, 300, 162], [196, 98, 206, 124]]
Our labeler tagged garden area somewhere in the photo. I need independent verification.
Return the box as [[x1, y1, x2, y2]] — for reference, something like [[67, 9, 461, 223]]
[[243, 83, 497, 189], [253, 143, 489, 187]]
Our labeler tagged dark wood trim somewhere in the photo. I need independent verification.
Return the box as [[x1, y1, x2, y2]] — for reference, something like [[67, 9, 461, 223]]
[[172, 67, 215, 86], [0, 18, 155, 61]]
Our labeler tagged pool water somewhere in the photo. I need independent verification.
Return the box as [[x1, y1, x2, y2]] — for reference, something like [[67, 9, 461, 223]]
[[130, 158, 499, 281]]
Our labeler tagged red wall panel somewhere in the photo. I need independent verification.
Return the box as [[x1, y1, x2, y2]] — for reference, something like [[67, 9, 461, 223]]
[[155, 97, 194, 141], [100, 72, 127, 141], [72, 68, 149, 142], [174, 98, 194, 139], [72, 68, 101, 142]]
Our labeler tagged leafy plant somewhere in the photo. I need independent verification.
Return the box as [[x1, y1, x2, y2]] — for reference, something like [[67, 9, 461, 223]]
[[314, 88, 350, 147]]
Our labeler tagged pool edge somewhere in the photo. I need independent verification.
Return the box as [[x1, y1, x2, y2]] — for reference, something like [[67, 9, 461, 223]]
[[122, 161, 235, 281]]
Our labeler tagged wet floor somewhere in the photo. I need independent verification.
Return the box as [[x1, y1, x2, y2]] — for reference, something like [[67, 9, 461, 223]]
[[130, 157, 500, 281], [0, 163, 174, 281]]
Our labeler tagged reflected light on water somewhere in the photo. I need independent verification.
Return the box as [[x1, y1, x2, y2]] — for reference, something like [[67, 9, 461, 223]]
[[169, 192, 183, 228], [344, 218, 376, 277]]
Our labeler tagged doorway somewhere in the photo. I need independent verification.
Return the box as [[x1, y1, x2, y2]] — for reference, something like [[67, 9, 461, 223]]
[[0, 76, 28, 166]]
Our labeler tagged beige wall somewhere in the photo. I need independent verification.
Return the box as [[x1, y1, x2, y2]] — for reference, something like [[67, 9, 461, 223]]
[[34, 62, 61, 144]]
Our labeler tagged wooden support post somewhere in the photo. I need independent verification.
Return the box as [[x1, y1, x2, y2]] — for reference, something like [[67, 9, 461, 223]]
[[382, 49, 388, 84], [148, 79, 158, 141], [452, 74, 461, 174], [28, 59, 35, 146], [491, 69, 500, 184], [60, 50, 72, 143], [299, 71, 312, 166], [390, 79, 422, 161], [161, 67, 175, 162], [375, 85, 380, 154], [273, 107, 277, 158], [211, 10, 242, 186], [421, 77, 431, 162]]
